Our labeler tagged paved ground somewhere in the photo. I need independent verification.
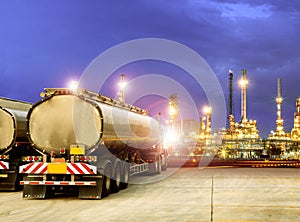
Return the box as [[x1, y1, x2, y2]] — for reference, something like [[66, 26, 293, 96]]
[[1, 167, 300, 222]]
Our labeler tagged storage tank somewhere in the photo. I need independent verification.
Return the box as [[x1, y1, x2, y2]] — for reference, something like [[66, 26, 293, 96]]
[[27, 88, 162, 155], [0, 98, 30, 150]]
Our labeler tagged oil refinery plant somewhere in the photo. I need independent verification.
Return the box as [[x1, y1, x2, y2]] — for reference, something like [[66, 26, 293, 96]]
[[166, 69, 300, 161], [191, 69, 300, 160]]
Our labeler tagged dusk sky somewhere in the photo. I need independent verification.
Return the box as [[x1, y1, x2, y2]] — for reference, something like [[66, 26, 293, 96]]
[[1, 1, 300, 138]]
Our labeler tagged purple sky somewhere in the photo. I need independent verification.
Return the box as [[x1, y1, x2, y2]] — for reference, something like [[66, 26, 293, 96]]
[[1, 1, 300, 138]]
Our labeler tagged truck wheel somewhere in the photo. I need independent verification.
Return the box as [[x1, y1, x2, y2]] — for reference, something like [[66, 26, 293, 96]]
[[152, 155, 161, 174], [112, 163, 121, 193], [157, 158, 162, 174], [162, 160, 168, 171], [101, 164, 112, 198], [120, 162, 129, 190], [149, 157, 161, 175]]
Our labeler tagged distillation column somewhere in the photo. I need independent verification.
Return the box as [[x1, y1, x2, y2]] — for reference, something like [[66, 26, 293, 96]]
[[118, 74, 126, 103], [240, 69, 248, 123], [205, 107, 211, 137], [199, 116, 206, 139], [275, 78, 284, 135], [291, 98, 300, 140]]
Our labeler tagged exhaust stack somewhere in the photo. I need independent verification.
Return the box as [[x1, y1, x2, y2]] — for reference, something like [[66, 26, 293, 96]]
[[228, 70, 235, 130], [229, 70, 233, 116]]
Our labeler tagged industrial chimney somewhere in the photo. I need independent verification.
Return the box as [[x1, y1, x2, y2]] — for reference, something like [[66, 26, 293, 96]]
[[228, 70, 235, 130], [229, 70, 233, 116]]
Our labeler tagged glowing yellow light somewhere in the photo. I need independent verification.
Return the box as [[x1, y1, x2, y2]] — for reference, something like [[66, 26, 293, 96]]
[[68, 80, 79, 89], [218, 148, 227, 159], [164, 128, 180, 145], [276, 97, 283, 103], [203, 106, 212, 114], [239, 79, 248, 87], [118, 81, 127, 90], [169, 106, 177, 116], [119, 82, 127, 89]]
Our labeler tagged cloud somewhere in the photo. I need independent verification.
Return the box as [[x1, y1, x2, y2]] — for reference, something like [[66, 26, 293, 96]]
[[219, 3, 272, 19], [0, 0, 299, 137]]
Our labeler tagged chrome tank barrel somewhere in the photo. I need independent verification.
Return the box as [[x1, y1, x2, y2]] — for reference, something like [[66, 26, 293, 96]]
[[0, 107, 28, 150], [27, 89, 162, 155]]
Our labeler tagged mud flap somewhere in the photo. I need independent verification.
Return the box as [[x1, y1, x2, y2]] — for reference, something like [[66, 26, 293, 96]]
[[22, 175, 46, 199], [78, 177, 103, 199], [23, 185, 47, 199]]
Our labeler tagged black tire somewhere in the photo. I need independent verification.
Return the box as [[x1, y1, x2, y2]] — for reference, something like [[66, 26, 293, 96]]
[[149, 155, 161, 175], [101, 163, 112, 198], [120, 162, 129, 190], [157, 158, 162, 174], [161, 156, 168, 171], [112, 163, 121, 193], [162, 163, 167, 171], [153, 154, 161, 174]]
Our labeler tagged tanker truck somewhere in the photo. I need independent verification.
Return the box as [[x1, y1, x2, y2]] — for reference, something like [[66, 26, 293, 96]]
[[0, 97, 38, 190], [20, 88, 168, 199]]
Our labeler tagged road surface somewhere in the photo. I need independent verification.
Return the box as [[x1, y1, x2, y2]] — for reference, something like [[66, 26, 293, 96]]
[[1, 167, 300, 222]]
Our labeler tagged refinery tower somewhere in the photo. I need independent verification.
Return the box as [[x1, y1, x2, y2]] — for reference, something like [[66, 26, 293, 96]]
[[225, 69, 260, 140], [291, 98, 300, 140], [268, 78, 290, 140]]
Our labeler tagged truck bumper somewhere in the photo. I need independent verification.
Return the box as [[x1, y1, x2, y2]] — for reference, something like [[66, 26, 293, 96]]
[[20, 181, 97, 186], [21, 175, 103, 199]]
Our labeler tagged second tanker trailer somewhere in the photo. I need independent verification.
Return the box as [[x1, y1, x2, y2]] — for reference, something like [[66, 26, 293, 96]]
[[20, 88, 167, 199], [0, 97, 39, 190]]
